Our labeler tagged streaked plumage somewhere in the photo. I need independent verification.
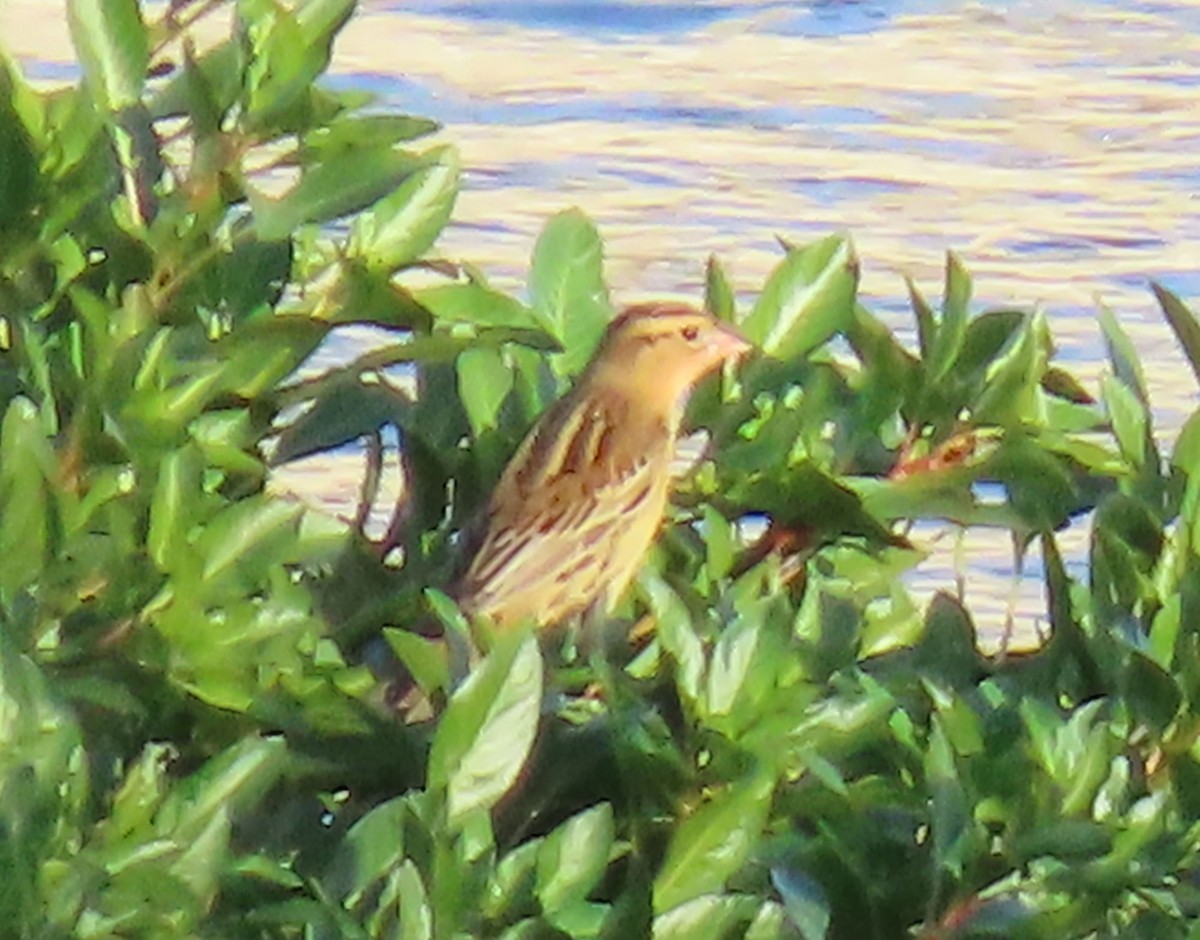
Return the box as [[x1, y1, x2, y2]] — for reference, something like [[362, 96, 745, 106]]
[[454, 302, 750, 629]]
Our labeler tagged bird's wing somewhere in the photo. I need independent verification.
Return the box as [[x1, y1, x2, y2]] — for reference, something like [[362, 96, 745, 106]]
[[455, 400, 671, 625]]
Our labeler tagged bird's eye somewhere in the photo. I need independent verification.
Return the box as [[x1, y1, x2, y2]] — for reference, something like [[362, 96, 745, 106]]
[[682, 325, 700, 341]]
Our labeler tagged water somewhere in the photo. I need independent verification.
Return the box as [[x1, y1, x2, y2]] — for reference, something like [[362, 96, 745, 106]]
[[5, 0, 1199, 646]]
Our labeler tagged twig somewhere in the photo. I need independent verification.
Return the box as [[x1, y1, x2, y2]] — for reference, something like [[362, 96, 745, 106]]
[[356, 430, 383, 534]]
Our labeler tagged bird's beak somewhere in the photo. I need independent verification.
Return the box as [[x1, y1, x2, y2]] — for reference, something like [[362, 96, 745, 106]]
[[709, 321, 753, 362]]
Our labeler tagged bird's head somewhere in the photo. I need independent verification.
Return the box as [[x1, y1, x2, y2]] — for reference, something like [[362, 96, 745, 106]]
[[586, 302, 751, 414]]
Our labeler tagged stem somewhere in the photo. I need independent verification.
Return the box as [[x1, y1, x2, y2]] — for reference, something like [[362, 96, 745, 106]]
[[379, 443, 414, 558], [356, 429, 383, 534], [153, 0, 230, 59]]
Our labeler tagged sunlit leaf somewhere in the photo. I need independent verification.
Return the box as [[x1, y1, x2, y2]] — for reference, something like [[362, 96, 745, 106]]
[[158, 737, 286, 848], [457, 345, 514, 436], [705, 255, 736, 322], [1152, 282, 1200, 387], [350, 144, 460, 271], [67, 0, 147, 111], [148, 445, 203, 570], [742, 234, 857, 360], [429, 635, 542, 825], [415, 282, 543, 332], [240, 0, 354, 129], [973, 310, 1050, 427], [704, 614, 761, 718], [642, 572, 704, 704], [926, 251, 972, 382], [654, 772, 774, 913], [148, 38, 242, 122], [1103, 375, 1148, 469], [323, 795, 410, 903], [535, 802, 614, 915], [0, 397, 53, 597], [652, 894, 763, 940], [1098, 303, 1150, 405], [195, 497, 303, 587], [303, 114, 441, 159], [253, 147, 425, 240], [529, 208, 614, 377]]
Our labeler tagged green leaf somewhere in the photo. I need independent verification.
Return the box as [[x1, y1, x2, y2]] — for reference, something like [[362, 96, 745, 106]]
[[704, 614, 761, 718], [535, 802, 614, 915], [1094, 492, 1163, 562], [219, 238, 293, 321], [485, 840, 541, 920], [700, 505, 734, 583], [742, 234, 857, 360], [429, 635, 543, 826], [302, 114, 440, 159], [158, 737, 286, 846], [653, 772, 774, 913], [0, 397, 53, 597], [1012, 820, 1112, 861], [148, 445, 203, 570], [1148, 595, 1180, 670], [744, 901, 796, 940], [844, 301, 919, 422], [106, 743, 173, 841], [189, 409, 263, 476], [170, 800, 231, 904], [239, 0, 354, 129], [1152, 282, 1200, 387], [546, 900, 609, 937], [0, 632, 86, 927], [415, 282, 543, 331], [148, 38, 242, 122], [67, 0, 147, 111], [457, 345, 515, 436], [349, 144, 460, 270], [272, 379, 410, 465], [1124, 651, 1181, 733], [1042, 365, 1096, 405], [642, 573, 704, 704], [1098, 303, 1149, 405], [252, 147, 424, 240], [972, 311, 1050, 427], [652, 894, 762, 939], [926, 715, 974, 883], [194, 497, 303, 587], [393, 859, 433, 940], [324, 796, 409, 903], [529, 208, 614, 377], [911, 593, 984, 690], [1102, 375, 1148, 469], [383, 629, 451, 700], [927, 251, 972, 382], [858, 592, 925, 661], [1174, 411, 1200, 552], [318, 263, 433, 329], [704, 255, 736, 322], [906, 275, 936, 361], [985, 438, 1079, 532], [0, 62, 41, 242], [952, 308, 1027, 381]]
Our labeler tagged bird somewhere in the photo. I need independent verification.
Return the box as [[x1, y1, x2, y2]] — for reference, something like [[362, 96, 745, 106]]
[[453, 301, 751, 631]]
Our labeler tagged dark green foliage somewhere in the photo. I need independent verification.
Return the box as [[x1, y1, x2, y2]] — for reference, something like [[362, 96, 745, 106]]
[[3, 3, 1200, 938]]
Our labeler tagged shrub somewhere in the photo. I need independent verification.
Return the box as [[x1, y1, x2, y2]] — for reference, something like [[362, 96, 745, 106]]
[[3, 2, 1200, 938]]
